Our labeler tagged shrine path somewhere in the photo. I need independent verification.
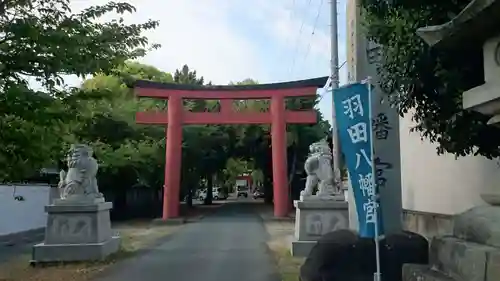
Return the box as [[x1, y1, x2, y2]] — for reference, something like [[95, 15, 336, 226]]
[[94, 201, 280, 281]]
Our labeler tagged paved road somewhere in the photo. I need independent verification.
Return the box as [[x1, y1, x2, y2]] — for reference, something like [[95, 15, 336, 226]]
[[95, 201, 280, 281]]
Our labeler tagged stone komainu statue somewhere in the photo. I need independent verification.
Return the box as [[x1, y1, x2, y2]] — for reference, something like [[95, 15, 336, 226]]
[[301, 138, 337, 197], [58, 144, 103, 200]]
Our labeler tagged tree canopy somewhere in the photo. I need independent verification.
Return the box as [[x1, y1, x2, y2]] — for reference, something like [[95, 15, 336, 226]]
[[360, 0, 500, 158], [0, 0, 331, 216], [0, 0, 158, 181]]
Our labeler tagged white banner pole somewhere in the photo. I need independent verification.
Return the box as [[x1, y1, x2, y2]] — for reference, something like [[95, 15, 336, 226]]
[[364, 76, 381, 281]]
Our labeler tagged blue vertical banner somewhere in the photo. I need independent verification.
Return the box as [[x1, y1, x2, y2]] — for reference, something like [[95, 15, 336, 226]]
[[333, 82, 384, 238]]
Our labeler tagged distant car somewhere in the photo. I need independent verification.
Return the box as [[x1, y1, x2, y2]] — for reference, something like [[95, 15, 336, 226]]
[[236, 186, 248, 198], [216, 187, 229, 200], [198, 191, 206, 201], [253, 190, 264, 199], [198, 188, 227, 200], [198, 190, 210, 201]]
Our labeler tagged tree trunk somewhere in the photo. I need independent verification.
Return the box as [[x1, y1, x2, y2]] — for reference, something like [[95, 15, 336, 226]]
[[114, 187, 128, 220], [263, 173, 273, 204], [186, 185, 193, 208], [204, 175, 213, 205]]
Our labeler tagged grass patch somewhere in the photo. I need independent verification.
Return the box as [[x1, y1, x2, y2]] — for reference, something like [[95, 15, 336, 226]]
[[0, 221, 181, 281], [268, 243, 304, 281], [261, 218, 304, 281], [117, 221, 179, 252]]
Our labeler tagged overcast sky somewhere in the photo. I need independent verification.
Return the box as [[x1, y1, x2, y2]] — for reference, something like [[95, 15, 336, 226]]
[[66, 0, 348, 125]]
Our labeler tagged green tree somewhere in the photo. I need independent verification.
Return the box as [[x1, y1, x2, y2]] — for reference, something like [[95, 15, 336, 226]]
[[175, 64, 217, 113], [0, 0, 159, 182], [75, 64, 331, 214], [73, 62, 170, 217], [0, 0, 159, 89], [0, 86, 69, 180], [360, 0, 500, 158], [172, 65, 226, 205], [221, 158, 250, 192], [227, 78, 330, 203], [174, 65, 205, 85]]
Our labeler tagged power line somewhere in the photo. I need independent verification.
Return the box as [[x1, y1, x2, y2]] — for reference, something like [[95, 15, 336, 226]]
[[288, 0, 313, 77], [284, 0, 297, 51], [299, 0, 324, 71], [318, 60, 346, 102], [278, 0, 297, 79]]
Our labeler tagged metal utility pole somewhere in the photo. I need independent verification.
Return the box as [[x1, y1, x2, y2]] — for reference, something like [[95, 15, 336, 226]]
[[330, 0, 342, 193]]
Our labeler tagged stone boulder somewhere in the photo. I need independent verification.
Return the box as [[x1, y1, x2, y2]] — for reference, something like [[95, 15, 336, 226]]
[[299, 230, 428, 281], [381, 231, 429, 281], [453, 205, 500, 247]]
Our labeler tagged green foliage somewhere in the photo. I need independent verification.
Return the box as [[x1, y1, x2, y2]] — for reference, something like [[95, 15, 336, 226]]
[[220, 158, 250, 190], [0, 85, 68, 180], [116, 62, 173, 84], [361, 0, 500, 158], [0, 0, 159, 89], [0, 0, 158, 182], [0, 0, 331, 212], [174, 65, 205, 85], [74, 62, 168, 190]]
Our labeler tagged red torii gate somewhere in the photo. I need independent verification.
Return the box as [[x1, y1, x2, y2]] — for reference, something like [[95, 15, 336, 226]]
[[134, 77, 328, 219]]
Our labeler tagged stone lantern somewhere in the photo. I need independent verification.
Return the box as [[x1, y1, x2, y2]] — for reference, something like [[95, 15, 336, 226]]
[[417, 0, 500, 205], [417, 0, 500, 128], [403, 2, 500, 281]]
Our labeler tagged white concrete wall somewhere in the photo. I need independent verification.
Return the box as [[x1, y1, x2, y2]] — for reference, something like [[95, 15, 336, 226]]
[[400, 115, 500, 215], [0, 184, 51, 236]]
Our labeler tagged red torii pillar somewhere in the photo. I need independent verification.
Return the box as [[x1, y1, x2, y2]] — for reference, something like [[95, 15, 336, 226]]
[[134, 77, 328, 219]]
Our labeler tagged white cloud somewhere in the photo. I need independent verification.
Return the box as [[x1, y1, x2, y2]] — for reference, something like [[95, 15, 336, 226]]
[[68, 0, 266, 84], [136, 1, 266, 84], [66, 0, 348, 84], [242, 0, 348, 125], [246, 0, 347, 81], [255, 1, 330, 56], [63, 0, 349, 125]]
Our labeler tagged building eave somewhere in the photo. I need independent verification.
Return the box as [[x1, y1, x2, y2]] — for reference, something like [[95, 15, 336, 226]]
[[416, 0, 500, 50]]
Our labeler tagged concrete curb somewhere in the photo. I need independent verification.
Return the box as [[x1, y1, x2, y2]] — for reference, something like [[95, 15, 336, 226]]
[[152, 218, 187, 225], [153, 203, 225, 225], [185, 204, 226, 222], [0, 228, 45, 247], [258, 212, 295, 222]]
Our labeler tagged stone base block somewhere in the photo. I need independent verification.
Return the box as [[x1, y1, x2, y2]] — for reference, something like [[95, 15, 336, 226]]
[[430, 236, 500, 281], [32, 201, 120, 263], [294, 199, 349, 241], [44, 202, 114, 245], [31, 236, 121, 263], [291, 240, 317, 257], [403, 264, 456, 281]]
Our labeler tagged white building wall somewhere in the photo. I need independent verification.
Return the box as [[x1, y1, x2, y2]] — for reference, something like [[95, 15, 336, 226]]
[[399, 116, 500, 215], [0, 184, 52, 236]]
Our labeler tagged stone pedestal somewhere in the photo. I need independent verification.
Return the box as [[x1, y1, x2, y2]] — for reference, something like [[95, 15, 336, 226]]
[[404, 203, 500, 281], [32, 201, 120, 263], [290, 198, 349, 257]]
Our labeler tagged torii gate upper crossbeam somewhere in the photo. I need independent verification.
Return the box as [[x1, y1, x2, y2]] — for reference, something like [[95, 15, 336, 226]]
[[134, 76, 328, 220]]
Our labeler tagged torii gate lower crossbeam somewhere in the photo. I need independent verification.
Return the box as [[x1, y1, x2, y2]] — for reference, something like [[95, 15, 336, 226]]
[[134, 77, 328, 219]]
